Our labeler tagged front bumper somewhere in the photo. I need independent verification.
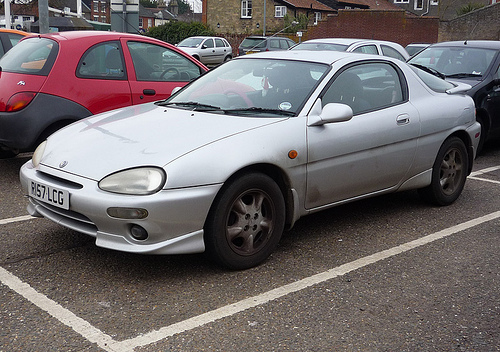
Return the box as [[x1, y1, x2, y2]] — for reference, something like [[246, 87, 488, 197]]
[[20, 161, 222, 255]]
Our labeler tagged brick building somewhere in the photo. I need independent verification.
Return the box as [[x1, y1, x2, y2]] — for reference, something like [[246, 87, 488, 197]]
[[201, 0, 336, 34]]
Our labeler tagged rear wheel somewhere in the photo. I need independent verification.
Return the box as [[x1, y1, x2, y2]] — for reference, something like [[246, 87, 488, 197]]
[[418, 137, 468, 206], [204, 173, 285, 270]]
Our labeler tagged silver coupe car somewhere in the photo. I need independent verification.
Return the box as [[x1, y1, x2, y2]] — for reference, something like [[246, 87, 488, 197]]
[[20, 51, 480, 270]]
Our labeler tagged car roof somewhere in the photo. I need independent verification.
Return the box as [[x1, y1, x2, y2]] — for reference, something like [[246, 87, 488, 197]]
[[300, 38, 399, 46], [234, 49, 397, 65], [186, 36, 226, 39], [0, 28, 30, 36], [36, 30, 157, 42], [429, 40, 500, 49]]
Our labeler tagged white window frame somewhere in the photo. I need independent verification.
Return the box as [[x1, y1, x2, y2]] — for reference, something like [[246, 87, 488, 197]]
[[415, 0, 424, 10], [314, 12, 321, 25], [275, 5, 286, 17], [430, 0, 438, 4], [241, 0, 252, 18], [394, 0, 409, 3]]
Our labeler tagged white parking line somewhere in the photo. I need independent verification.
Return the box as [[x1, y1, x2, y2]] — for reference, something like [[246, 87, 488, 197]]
[[2, 210, 500, 352], [0, 215, 33, 225]]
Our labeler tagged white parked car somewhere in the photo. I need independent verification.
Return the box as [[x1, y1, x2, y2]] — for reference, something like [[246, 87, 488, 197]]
[[20, 51, 479, 270], [291, 38, 410, 61], [177, 36, 232, 66]]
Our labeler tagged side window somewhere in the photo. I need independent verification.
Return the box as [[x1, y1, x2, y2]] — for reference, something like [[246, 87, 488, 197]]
[[77, 41, 126, 79], [322, 63, 404, 115], [353, 45, 378, 55], [270, 39, 280, 49], [204, 39, 214, 48], [381, 45, 406, 61], [8, 33, 23, 47], [127, 41, 202, 82], [280, 39, 290, 49], [215, 39, 225, 48]]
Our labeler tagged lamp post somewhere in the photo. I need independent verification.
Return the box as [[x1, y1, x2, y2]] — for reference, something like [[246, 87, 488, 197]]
[[263, 0, 266, 35]]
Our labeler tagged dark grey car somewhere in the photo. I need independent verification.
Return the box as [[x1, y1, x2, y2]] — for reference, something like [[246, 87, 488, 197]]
[[238, 36, 295, 56]]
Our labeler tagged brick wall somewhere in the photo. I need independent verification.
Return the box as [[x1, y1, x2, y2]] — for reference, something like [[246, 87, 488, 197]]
[[439, 3, 500, 41], [303, 9, 439, 47]]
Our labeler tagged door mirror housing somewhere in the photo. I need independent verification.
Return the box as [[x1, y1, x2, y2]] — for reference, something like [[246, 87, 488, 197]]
[[308, 102, 353, 126]]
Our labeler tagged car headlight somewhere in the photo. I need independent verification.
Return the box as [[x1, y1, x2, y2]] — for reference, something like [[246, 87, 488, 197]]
[[98, 167, 166, 195], [32, 140, 47, 167]]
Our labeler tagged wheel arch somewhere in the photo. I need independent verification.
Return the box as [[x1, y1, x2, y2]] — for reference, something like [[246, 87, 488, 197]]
[[33, 118, 79, 150], [448, 130, 474, 175], [209, 163, 296, 230]]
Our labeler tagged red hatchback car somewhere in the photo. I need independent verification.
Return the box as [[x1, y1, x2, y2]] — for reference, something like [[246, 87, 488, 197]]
[[0, 31, 208, 158]]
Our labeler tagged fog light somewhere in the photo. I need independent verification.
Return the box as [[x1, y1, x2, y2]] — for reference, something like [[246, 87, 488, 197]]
[[107, 207, 148, 219], [130, 225, 148, 241]]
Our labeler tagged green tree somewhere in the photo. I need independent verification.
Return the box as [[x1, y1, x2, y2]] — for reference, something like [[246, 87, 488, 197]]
[[168, 0, 192, 14], [147, 21, 215, 44], [456, 2, 485, 16], [140, 0, 157, 8]]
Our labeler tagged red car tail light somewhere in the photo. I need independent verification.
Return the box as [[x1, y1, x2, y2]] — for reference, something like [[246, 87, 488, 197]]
[[6, 92, 37, 112]]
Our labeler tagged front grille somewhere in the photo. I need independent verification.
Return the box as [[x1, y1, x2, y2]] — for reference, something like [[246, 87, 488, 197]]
[[31, 198, 98, 237], [37, 170, 83, 190]]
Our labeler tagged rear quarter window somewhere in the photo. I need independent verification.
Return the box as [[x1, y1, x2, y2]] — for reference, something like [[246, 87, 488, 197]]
[[0, 37, 58, 75]]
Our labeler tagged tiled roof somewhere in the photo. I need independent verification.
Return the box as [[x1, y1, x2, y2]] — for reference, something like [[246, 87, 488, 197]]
[[342, 0, 402, 10], [280, 0, 337, 11]]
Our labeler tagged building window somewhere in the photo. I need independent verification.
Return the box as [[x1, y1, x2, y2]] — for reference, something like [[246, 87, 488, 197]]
[[314, 12, 321, 24], [415, 0, 424, 10], [394, 0, 409, 3], [275, 6, 286, 17], [94, 15, 99, 21], [101, 15, 107, 22], [139, 18, 143, 28], [430, 0, 438, 4], [101, 2, 106, 13], [241, 0, 252, 18], [93, 1, 99, 12]]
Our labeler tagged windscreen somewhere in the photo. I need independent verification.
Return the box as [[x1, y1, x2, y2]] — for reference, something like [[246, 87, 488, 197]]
[[162, 58, 329, 116]]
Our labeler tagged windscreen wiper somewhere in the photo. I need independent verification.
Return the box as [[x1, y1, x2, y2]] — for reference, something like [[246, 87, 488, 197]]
[[223, 107, 296, 116], [445, 72, 482, 78], [156, 101, 222, 111], [410, 63, 446, 79]]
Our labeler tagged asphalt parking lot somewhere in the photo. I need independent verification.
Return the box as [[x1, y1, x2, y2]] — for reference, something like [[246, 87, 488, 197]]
[[1, 141, 500, 352]]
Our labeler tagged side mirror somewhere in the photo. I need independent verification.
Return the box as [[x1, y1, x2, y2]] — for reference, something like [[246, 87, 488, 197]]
[[308, 103, 353, 126], [202, 44, 208, 49], [171, 86, 182, 95]]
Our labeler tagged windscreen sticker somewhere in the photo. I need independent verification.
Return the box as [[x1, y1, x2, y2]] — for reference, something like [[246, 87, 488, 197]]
[[279, 102, 292, 110]]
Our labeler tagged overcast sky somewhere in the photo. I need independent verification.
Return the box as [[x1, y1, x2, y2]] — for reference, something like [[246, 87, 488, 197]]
[[182, 0, 202, 13]]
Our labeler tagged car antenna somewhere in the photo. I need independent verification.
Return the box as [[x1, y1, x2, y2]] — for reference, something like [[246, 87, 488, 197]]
[[245, 21, 299, 53], [464, 22, 479, 45]]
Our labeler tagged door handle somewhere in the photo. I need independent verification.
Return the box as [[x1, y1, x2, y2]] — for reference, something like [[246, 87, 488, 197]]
[[396, 114, 410, 125], [143, 89, 156, 96]]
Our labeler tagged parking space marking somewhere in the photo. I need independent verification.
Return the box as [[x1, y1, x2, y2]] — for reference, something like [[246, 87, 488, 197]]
[[2, 210, 500, 352], [470, 165, 500, 176], [0, 266, 115, 351], [0, 215, 34, 225], [468, 176, 500, 185]]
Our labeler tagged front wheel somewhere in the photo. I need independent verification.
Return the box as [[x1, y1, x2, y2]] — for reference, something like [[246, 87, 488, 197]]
[[204, 173, 285, 270], [418, 137, 468, 206]]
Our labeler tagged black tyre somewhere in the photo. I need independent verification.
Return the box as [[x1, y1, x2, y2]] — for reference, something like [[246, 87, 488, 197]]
[[204, 173, 286, 270], [0, 149, 19, 159], [418, 137, 468, 206]]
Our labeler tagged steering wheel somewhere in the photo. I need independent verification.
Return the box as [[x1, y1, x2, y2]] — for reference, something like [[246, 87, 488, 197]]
[[223, 90, 254, 107], [160, 67, 180, 80]]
